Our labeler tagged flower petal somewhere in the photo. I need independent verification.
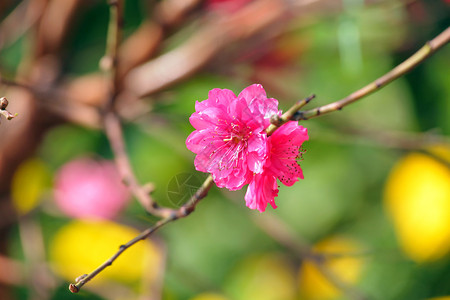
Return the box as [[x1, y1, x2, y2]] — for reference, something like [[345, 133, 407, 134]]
[[268, 122, 308, 186], [245, 173, 279, 212]]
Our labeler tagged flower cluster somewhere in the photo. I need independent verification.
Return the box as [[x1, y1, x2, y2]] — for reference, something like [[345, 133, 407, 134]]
[[186, 84, 308, 212]]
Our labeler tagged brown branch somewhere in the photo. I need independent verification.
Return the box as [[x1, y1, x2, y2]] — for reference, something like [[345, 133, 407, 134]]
[[18, 216, 57, 298], [0, 0, 47, 50], [103, 112, 174, 217], [0, 76, 101, 128], [100, 0, 168, 217], [266, 94, 315, 135], [0, 254, 24, 286], [123, 0, 299, 97], [35, 0, 81, 57], [69, 175, 214, 293], [101, 0, 124, 109], [295, 26, 450, 120]]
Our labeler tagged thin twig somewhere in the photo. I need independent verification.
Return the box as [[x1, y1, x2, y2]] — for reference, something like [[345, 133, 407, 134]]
[[102, 0, 124, 109], [295, 26, 450, 120], [69, 175, 214, 293]]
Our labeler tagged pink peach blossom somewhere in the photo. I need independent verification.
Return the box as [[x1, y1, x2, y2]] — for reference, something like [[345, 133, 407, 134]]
[[186, 84, 308, 212], [245, 121, 308, 212], [186, 84, 279, 190], [54, 158, 130, 219]]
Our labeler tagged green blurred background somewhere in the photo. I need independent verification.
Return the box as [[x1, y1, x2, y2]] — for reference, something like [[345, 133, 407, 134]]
[[0, 0, 449, 300]]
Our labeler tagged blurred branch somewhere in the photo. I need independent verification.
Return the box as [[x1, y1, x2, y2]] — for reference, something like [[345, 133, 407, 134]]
[[0, 0, 47, 50], [100, 0, 174, 218], [296, 26, 450, 120], [18, 216, 56, 300], [117, 21, 164, 80], [104, 112, 174, 217], [35, 0, 80, 57], [0, 76, 101, 127], [0, 255, 24, 286], [154, 0, 203, 28], [327, 126, 450, 150], [123, 0, 312, 97], [101, 0, 124, 107], [69, 175, 214, 293], [237, 201, 370, 300], [315, 121, 450, 168]]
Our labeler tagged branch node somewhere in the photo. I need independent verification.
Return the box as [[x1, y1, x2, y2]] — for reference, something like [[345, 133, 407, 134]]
[[292, 111, 305, 121], [0, 97, 18, 123], [270, 114, 283, 126], [181, 205, 194, 217], [75, 274, 88, 283], [0, 97, 8, 110], [69, 284, 79, 293], [305, 94, 316, 104]]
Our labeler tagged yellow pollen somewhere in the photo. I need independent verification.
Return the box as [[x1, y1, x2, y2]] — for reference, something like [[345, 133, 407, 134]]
[[224, 136, 241, 143]]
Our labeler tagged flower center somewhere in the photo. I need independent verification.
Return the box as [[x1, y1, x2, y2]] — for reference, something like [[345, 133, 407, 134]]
[[224, 136, 241, 143], [223, 122, 251, 144]]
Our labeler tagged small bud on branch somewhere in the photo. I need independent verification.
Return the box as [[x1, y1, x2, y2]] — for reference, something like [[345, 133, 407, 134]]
[[0, 97, 18, 123]]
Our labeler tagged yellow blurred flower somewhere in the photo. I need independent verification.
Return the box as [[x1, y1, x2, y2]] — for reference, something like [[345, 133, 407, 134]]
[[49, 220, 161, 287], [384, 147, 450, 262], [189, 293, 230, 300], [298, 236, 364, 300], [428, 297, 450, 300], [225, 253, 297, 300], [11, 158, 50, 214]]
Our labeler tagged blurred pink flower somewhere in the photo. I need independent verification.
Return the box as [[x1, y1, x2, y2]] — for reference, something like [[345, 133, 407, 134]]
[[54, 158, 130, 219], [186, 84, 279, 190], [245, 121, 308, 212]]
